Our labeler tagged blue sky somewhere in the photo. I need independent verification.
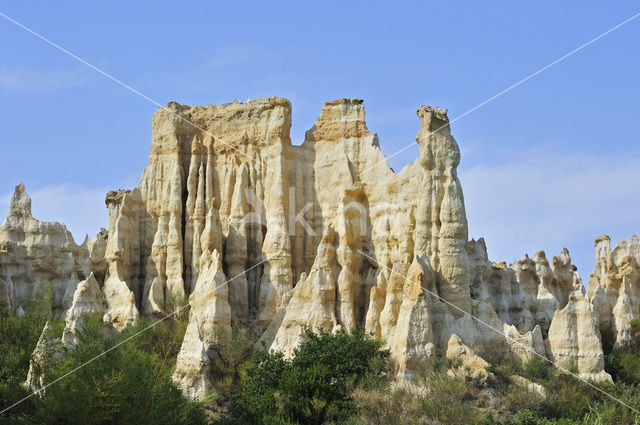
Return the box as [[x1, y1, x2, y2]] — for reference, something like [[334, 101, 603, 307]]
[[0, 1, 638, 279]]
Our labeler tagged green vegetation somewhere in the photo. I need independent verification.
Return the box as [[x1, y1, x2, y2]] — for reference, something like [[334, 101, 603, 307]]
[[475, 321, 640, 425], [0, 290, 208, 425], [220, 326, 392, 425], [349, 356, 484, 425], [0, 284, 63, 420], [3, 295, 640, 425]]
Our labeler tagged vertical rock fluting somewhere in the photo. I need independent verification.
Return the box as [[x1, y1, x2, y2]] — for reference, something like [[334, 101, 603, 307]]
[[269, 229, 339, 356], [102, 190, 141, 330], [224, 163, 250, 324], [136, 98, 294, 329], [548, 289, 612, 382], [172, 250, 231, 400], [0, 183, 89, 313], [588, 234, 640, 347], [5, 97, 633, 398], [414, 106, 471, 317]]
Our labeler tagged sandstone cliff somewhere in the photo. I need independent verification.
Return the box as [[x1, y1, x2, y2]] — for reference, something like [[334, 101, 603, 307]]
[[588, 234, 640, 347], [0, 183, 102, 314], [4, 97, 633, 400]]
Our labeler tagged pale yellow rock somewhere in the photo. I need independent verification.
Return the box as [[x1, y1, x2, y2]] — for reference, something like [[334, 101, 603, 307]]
[[385, 254, 438, 380], [225, 163, 250, 324], [588, 235, 640, 347], [77, 228, 108, 286], [446, 334, 490, 382], [102, 189, 142, 330], [269, 229, 339, 357], [0, 184, 87, 312], [413, 106, 471, 318], [509, 375, 547, 398], [503, 324, 546, 363], [9, 97, 637, 399], [173, 250, 231, 400], [467, 237, 583, 341], [547, 289, 611, 382], [62, 272, 104, 346], [102, 274, 138, 332]]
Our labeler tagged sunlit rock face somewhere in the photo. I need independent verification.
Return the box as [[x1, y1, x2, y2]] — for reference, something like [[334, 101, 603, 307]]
[[0, 183, 100, 314], [548, 288, 612, 382], [62, 272, 104, 346], [5, 97, 628, 398], [467, 239, 581, 334], [173, 250, 231, 400], [588, 234, 640, 348]]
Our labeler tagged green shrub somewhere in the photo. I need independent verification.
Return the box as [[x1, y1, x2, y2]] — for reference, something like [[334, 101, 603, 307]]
[[228, 326, 391, 425], [29, 314, 207, 425], [627, 320, 640, 354], [524, 356, 551, 381], [485, 354, 524, 386], [350, 356, 482, 425], [415, 356, 470, 401], [350, 387, 423, 425], [0, 311, 207, 425], [505, 388, 545, 415], [0, 283, 63, 418], [208, 324, 254, 394], [540, 374, 602, 420]]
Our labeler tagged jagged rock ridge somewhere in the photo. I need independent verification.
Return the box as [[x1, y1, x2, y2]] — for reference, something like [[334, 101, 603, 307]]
[[3, 97, 638, 399]]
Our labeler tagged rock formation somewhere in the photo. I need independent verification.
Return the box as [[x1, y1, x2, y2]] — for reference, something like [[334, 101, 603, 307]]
[[62, 272, 104, 346], [0, 183, 98, 313], [547, 288, 612, 382], [4, 97, 633, 400], [588, 234, 640, 347], [25, 321, 65, 391], [173, 250, 231, 400]]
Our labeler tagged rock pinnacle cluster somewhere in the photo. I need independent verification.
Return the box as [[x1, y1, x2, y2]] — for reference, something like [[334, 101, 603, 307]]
[[2, 97, 637, 399]]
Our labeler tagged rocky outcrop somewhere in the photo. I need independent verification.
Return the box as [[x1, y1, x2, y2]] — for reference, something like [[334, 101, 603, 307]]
[[6, 97, 633, 399], [25, 321, 65, 391], [467, 238, 580, 334], [62, 273, 104, 346], [548, 289, 612, 382], [172, 250, 231, 400], [269, 229, 339, 357], [509, 375, 547, 398], [0, 184, 94, 314], [588, 235, 640, 347], [446, 333, 490, 382]]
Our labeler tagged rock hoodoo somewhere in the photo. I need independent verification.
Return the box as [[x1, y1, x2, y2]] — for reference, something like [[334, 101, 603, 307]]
[[0, 183, 103, 314], [4, 97, 634, 399]]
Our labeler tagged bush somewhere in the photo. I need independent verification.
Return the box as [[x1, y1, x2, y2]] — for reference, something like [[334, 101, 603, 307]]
[[504, 388, 545, 415], [227, 326, 391, 425], [350, 356, 482, 425], [0, 283, 63, 418], [208, 324, 254, 394], [0, 310, 207, 425], [524, 357, 551, 381], [627, 320, 640, 354], [350, 386, 423, 425]]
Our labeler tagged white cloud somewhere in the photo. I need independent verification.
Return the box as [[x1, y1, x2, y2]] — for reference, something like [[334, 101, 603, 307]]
[[0, 67, 84, 91], [0, 184, 109, 244], [459, 149, 640, 277]]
